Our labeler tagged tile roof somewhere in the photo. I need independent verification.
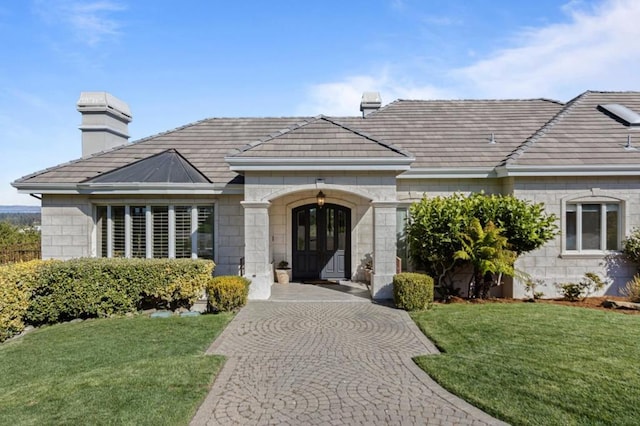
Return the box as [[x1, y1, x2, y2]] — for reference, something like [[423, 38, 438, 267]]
[[228, 116, 411, 159], [15, 117, 306, 185], [346, 98, 564, 169], [17, 92, 640, 187], [503, 91, 640, 166]]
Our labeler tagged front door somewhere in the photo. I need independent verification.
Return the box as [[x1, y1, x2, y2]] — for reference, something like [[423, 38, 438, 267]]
[[292, 203, 351, 280]]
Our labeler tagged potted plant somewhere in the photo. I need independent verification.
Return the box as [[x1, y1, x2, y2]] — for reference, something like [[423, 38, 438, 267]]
[[275, 260, 291, 284]]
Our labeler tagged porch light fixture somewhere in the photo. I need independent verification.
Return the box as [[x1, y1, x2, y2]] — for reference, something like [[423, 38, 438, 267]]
[[316, 191, 326, 207]]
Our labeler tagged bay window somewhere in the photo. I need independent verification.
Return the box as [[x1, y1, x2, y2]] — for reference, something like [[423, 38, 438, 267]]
[[96, 204, 214, 259]]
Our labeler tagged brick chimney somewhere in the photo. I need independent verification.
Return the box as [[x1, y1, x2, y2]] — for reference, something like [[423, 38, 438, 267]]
[[77, 92, 132, 157], [360, 92, 382, 117]]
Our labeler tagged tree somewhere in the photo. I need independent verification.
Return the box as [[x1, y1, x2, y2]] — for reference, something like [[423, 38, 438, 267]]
[[406, 194, 468, 297], [0, 222, 40, 247], [454, 219, 516, 298], [406, 192, 557, 299]]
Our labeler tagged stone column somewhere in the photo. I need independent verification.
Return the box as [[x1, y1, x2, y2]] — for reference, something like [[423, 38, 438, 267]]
[[371, 201, 398, 300], [241, 201, 272, 300]]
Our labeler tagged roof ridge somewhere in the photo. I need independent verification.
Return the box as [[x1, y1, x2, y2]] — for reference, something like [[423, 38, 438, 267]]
[[581, 90, 640, 95], [171, 149, 212, 183], [80, 148, 177, 183], [119, 116, 319, 147], [229, 117, 316, 155], [228, 115, 413, 158], [320, 116, 413, 158], [390, 98, 565, 105], [84, 148, 211, 184], [501, 91, 591, 166], [359, 98, 402, 117]]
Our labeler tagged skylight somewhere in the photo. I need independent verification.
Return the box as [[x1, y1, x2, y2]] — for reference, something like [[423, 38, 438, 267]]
[[598, 103, 640, 127]]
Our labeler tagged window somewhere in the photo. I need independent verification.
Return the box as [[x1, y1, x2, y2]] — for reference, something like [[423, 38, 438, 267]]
[[566, 202, 620, 252], [396, 208, 409, 272], [131, 206, 146, 258], [197, 206, 214, 260], [175, 206, 192, 259], [112, 206, 125, 257], [96, 204, 214, 259], [152, 206, 169, 258]]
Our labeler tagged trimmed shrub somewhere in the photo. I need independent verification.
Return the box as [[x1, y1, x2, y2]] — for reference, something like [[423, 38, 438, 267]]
[[26, 258, 214, 325], [393, 272, 434, 311], [206, 276, 250, 312], [0, 260, 46, 341]]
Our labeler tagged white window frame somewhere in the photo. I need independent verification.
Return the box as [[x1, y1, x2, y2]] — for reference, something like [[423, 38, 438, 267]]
[[93, 202, 215, 260], [561, 193, 624, 256]]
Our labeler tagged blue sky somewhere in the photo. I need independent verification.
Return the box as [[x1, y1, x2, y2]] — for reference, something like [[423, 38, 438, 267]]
[[2, 0, 640, 205]]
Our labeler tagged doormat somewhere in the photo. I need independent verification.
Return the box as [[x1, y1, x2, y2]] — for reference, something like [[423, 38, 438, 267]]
[[303, 279, 340, 285]]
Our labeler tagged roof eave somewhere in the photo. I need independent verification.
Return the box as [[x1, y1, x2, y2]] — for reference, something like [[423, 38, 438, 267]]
[[397, 167, 497, 179], [225, 157, 414, 172], [13, 182, 244, 195], [497, 164, 640, 177]]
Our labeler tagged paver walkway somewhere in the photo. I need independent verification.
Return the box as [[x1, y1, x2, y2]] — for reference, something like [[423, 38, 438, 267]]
[[191, 283, 507, 425]]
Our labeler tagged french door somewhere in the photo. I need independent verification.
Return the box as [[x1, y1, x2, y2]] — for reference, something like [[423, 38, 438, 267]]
[[292, 203, 351, 280]]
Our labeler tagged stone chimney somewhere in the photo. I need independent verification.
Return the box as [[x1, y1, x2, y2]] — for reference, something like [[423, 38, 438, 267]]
[[360, 92, 382, 117], [77, 92, 132, 157]]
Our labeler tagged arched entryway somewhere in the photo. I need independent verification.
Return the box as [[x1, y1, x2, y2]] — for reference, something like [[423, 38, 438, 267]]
[[292, 203, 351, 280]]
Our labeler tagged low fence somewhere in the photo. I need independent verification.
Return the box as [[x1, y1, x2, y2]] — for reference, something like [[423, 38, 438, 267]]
[[0, 243, 41, 264]]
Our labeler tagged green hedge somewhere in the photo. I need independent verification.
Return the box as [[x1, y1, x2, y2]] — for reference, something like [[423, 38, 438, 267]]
[[25, 258, 214, 325], [206, 276, 250, 312], [393, 272, 434, 311], [0, 260, 44, 342]]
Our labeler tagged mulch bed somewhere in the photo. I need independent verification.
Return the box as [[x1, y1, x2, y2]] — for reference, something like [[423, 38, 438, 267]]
[[442, 296, 640, 314]]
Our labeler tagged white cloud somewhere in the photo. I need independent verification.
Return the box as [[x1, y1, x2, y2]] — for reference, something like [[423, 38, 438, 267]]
[[302, 0, 640, 110], [454, 0, 640, 100], [33, 0, 126, 46], [298, 72, 454, 116]]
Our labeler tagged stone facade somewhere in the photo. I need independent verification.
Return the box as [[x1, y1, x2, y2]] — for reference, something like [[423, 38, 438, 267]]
[[41, 195, 93, 260], [242, 171, 400, 299], [39, 173, 640, 300], [511, 176, 638, 298]]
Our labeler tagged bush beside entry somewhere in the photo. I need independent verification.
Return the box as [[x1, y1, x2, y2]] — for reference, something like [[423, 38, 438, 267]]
[[206, 276, 250, 312], [393, 273, 434, 311]]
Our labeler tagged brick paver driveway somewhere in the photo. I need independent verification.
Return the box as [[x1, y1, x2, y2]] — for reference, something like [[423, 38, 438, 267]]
[[191, 283, 506, 425]]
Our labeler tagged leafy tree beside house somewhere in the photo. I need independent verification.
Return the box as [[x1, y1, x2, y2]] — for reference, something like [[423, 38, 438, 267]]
[[454, 219, 517, 299], [406, 193, 557, 299]]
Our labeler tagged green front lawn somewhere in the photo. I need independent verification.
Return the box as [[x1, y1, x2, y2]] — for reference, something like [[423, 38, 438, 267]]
[[0, 313, 233, 426], [412, 303, 640, 425]]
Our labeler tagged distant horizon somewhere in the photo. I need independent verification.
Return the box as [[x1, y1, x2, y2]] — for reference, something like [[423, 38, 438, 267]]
[[0, 205, 41, 213]]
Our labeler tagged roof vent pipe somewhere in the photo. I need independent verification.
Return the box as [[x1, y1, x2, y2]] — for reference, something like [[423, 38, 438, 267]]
[[360, 92, 382, 117], [625, 134, 636, 150], [489, 133, 496, 144], [77, 92, 132, 157]]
